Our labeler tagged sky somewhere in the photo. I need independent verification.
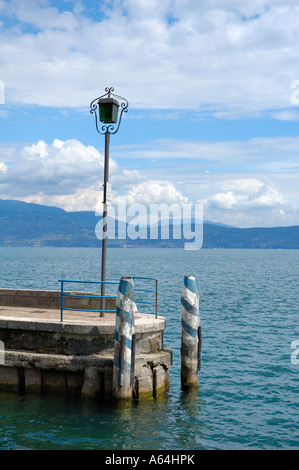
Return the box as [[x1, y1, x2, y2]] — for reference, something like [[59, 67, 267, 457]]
[[0, 0, 299, 227]]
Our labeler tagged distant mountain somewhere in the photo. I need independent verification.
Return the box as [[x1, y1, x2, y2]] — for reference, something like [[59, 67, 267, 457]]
[[202, 223, 299, 249], [0, 199, 298, 248]]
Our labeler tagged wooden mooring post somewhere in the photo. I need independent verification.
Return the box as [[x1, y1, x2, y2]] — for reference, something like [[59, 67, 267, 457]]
[[112, 277, 136, 402], [181, 275, 201, 390]]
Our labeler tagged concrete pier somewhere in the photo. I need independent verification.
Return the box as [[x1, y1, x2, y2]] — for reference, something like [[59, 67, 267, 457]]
[[0, 289, 172, 400]]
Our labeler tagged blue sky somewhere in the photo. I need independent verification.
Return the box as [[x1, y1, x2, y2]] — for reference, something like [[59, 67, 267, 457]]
[[0, 0, 299, 227]]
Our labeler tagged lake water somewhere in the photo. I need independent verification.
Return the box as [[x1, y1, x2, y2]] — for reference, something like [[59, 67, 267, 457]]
[[0, 247, 298, 450]]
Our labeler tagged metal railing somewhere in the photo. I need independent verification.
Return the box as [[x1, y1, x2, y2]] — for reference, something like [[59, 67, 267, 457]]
[[58, 279, 118, 322], [132, 276, 158, 319], [58, 277, 158, 321]]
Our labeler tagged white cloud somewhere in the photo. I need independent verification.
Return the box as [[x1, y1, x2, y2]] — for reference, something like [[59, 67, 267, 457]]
[[0, 138, 143, 210], [4, 0, 79, 30], [210, 191, 242, 210], [111, 134, 299, 226], [114, 136, 299, 175], [25, 186, 103, 213], [2, 133, 297, 226], [0, 138, 191, 211], [125, 180, 188, 206], [1, 0, 299, 115], [0, 137, 297, 226], [209, 179, 284, 210], [220, 178, 263, 193], [0, 162, 7, 173], [249, 184, 284, 207], [271, 110, 299, 121], [199, 176, 296, 227]]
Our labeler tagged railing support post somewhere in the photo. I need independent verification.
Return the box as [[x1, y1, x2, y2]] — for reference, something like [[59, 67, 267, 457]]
[[155, 279, 158, 318], [60, 281, 64, 322], [113, 277, 136, 403], [181, 275, 200, 390]]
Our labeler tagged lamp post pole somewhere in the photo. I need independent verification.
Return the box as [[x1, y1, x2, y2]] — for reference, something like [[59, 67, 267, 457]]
[[90, 87, 128, 316], [101, 131, 110, 311]]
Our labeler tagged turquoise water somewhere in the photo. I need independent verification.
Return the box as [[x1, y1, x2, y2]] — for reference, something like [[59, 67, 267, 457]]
[[0, 247, 298, 450]]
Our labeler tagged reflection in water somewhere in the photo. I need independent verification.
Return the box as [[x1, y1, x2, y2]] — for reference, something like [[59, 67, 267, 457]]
[[106, 387, 207, 450], [0, 388, 207, 450]]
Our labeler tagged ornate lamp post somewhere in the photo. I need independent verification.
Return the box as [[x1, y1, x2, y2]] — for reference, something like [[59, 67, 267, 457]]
[[90, 87, 128, 316]]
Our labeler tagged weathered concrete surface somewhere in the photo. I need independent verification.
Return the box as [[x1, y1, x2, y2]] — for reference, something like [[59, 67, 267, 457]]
[[0, 311, 166, 356], [1, 348, 172, 400], [0, 289, 172, 400]]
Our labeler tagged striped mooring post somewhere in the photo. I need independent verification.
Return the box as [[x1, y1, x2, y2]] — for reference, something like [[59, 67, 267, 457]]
[[112, 277, 136, 402], [181, 275, 201, 391]]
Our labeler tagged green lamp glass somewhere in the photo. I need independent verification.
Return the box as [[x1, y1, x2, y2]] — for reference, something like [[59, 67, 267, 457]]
[[98, 97, 120, 124]]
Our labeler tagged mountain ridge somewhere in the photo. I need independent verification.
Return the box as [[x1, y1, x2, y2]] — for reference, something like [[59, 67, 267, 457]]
[[0, 199, 298, 248]]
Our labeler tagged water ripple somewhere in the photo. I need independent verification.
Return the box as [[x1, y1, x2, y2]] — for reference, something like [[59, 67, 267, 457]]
[[0, 248, 298, 450]]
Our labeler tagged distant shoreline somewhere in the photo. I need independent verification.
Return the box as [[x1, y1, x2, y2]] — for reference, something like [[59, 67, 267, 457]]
[[1, 199, 299, 249]]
